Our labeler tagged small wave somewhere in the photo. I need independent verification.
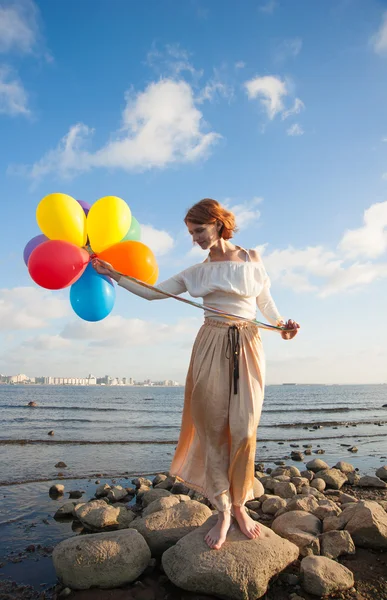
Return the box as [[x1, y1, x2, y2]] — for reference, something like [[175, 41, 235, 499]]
[[264, 407, 386, 414], [1, 431, 386, 446], [266, 419, 387, 428]]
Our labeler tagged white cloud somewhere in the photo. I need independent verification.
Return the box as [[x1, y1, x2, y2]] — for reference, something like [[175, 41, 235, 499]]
[[257, 202, 387, 296], [0, 287, 69, 330], [22, 79, 221, 181], [197, 76, 233, 104], [339, 201, 387, 259], [61, 315, 198, 348], [382, 172, 387, 180], [146, 43, 202, 80], [140, 225, 174, 256], [0, 65, 29, 115], [245, 75, 287, 120], [0, 0, 38, 54], [235, 61, 246, 69], [287, 123, 304, 136], [282, 98, 305, 120], [22, 334, 71, 350], [259, 0, 278, 14], [227, 197, 262, 229], [275, 38, 303, 62], [244, 76, 305, 125], [371, 11, 387, 55]]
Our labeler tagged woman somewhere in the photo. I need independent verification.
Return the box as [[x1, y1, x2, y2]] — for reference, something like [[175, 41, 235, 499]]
[[93, 198, 299, 550]]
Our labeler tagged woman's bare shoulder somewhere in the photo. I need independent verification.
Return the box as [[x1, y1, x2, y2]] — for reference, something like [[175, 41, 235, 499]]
[[248, 249, 263, 263]]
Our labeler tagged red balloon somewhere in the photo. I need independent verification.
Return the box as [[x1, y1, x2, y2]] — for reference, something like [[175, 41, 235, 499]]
[[28, 240, 89, 290]]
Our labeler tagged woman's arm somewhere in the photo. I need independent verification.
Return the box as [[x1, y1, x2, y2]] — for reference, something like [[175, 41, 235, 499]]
[[92, 258, 187, 301], [250, 250, 300, 339]]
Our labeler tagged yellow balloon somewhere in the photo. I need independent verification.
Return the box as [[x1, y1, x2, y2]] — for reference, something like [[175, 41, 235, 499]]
[[36, 193, 87, 247], [87, 196, 131, 254]]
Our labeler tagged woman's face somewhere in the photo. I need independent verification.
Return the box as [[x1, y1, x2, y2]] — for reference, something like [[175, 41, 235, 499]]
[[186, 221, 220, 250]]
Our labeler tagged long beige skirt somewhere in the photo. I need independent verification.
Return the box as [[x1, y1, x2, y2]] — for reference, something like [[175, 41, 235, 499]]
[[170, 318, 265, 512]]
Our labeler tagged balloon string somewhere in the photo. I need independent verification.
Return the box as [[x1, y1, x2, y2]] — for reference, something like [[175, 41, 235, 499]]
[[112, 270, 284, 332]]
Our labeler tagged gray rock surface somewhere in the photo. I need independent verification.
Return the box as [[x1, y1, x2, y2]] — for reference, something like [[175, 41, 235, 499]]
[[131, 500, 212, 555], [53, 529, 150, 589], [301, 555, 354, 596], [162, 516, 299, 600]]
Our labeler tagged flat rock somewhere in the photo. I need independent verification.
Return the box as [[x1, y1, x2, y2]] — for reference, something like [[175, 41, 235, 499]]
[[344, 500, 387, 549], [305, 459, 329, 473], [154, 476, 175, 490], [319, 530, 355, 559], [261, 496, 286, 515], [162, 516, 299, 600], [131, 500, 212, 556], [152, 473, 167, 486], [117, 507, 136, 529], [358, 475, 387, 489], [141, 488, 173, 507], [274, 481, 297, 499], [301, 555, 354, 596], [315, 468, 347, 490], [53, 529, 150, 589], [107, 486, 129, 502], [285, 495, 319, 514], [54, 501, 78, 519], [334, 461, 355, 473], [272, 510, 321, 556], [143, 495, 180, 517], [74, 500, 120, 531], [95, 483, 111, 498], [271, 466, 301, 478]]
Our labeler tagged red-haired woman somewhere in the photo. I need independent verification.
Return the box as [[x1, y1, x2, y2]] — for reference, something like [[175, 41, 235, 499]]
[[93, 199, 299, 550]]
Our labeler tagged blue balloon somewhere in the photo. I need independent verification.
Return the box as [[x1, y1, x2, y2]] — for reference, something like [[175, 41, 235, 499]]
[[70, 264, 115, 322]]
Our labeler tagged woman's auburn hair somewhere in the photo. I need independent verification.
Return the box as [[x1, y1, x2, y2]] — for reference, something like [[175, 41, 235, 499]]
[[184, 198, 238, 240]]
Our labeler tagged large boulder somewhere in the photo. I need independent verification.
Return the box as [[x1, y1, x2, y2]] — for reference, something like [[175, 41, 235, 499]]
[[74, 500, 120, 531], [358, 475, 387, 489], [162, 516, 299, 600], [315, 468, 347, 490], [273, 481, 297, 499], [305, 459, 329, 473], [107, 486, 129, 502], [261, 496, 287, 515], [272, 510, 321, 556], [52, 529, 151, 589], [143, 495, 181, 517], [319, 530, 355, 559], [301, 556, 354, 596], [131, 500, 211, 555], [141, 488, 173, 507], [253, 478, 264, 498], [376, 466, 387, 481], [334, 461, 355, 473], [285, 495, 319, 514], [344, 500, 387, 549]]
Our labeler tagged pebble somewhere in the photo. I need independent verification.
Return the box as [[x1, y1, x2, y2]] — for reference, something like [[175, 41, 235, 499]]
[[48, 430, 54, 436]]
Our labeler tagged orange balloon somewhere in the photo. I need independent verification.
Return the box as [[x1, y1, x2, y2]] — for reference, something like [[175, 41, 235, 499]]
[[99, 241, 158, 284]]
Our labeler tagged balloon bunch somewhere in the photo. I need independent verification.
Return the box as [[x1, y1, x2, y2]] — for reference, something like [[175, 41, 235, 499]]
[[23, 193, 158, 322]]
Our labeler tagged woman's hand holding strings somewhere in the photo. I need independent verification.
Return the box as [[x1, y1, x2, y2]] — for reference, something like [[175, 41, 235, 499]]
[[280, 319, 300, 340]]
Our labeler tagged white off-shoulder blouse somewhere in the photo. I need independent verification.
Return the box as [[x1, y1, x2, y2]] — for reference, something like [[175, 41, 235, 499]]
[[118, 255, 282, 326]]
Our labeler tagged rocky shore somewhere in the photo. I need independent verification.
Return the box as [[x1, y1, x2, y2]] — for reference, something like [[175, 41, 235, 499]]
[[1, 459, 387, 600]]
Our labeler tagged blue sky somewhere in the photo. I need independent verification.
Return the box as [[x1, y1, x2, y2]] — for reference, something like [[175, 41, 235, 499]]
[[1, 0, 387, 384]]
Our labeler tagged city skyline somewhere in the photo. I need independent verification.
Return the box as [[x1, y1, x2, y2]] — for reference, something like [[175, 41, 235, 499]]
[[0, 373, 181, 386]]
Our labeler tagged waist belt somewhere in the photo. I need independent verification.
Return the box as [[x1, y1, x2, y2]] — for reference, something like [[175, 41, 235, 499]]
[[226, 325, 240, 395]]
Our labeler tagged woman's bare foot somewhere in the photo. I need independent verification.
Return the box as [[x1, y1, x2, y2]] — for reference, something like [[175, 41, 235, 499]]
[[204, 510, 231, 550], [233, 505, 261, 539]]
